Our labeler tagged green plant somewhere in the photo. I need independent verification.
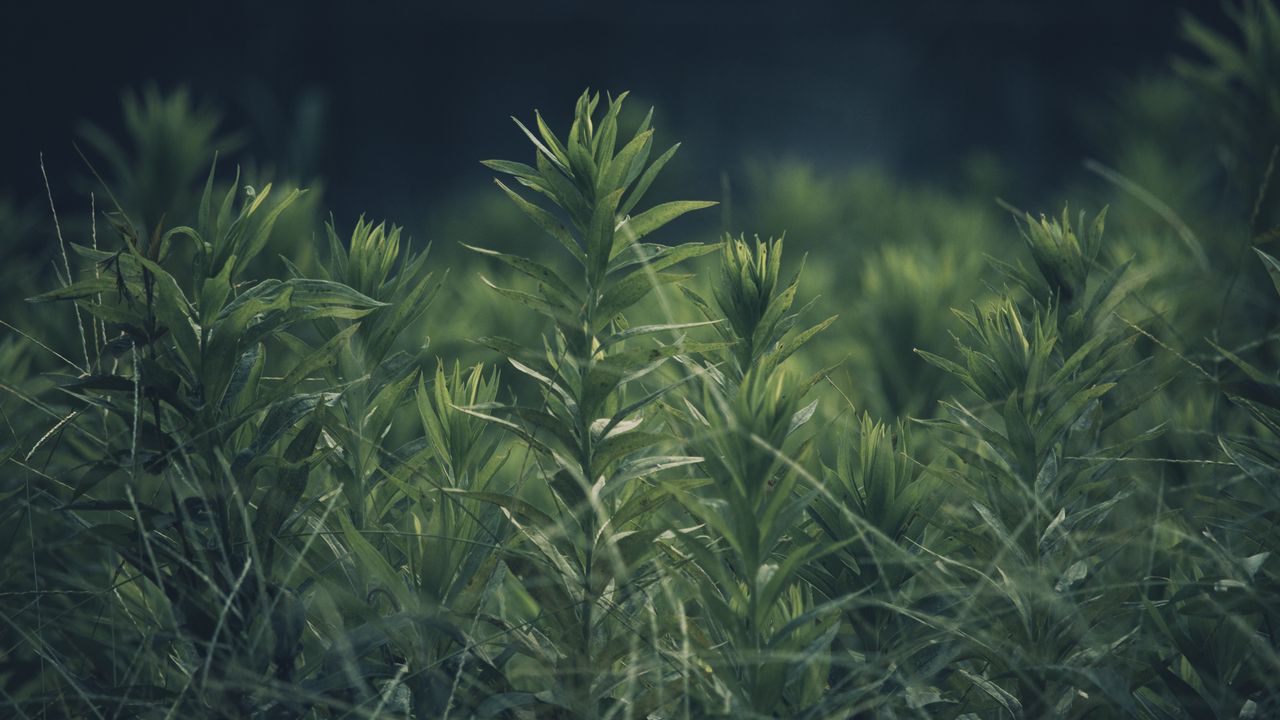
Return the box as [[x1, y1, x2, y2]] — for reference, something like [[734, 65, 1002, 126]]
[[665, 235, 837, 717], [848, 244, 984, 420], [804, 414, 947, 716], [77, 86, 241, 237], [918, 208, 1160, 717], [1176, 0, 1280, 206], [309, 215, 442, 524], [19, 169, 385, 715], [6, 46, 1280, 716], [1133, 248, 1280, 718], [459, 89, 719, 717]]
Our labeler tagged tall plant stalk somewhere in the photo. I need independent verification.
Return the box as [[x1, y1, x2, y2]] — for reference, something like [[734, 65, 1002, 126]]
[[465, 90, 719, 717]]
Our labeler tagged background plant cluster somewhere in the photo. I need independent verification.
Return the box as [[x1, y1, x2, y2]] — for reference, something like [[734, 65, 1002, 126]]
[[2, 2, 1280, 718]]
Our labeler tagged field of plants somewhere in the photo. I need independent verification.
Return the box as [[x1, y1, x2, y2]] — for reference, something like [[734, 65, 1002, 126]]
[[2, 2, 1280, 718]]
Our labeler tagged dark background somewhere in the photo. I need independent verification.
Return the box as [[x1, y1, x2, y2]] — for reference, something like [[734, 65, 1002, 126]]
[[0, 0, 1226, 226]]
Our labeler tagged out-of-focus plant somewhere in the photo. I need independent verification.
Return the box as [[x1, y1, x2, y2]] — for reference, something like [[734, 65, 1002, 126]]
[[737, 161, 1006, 265], [848, 244, 984, 420], [920, 208, 1160, 717], [78, 86, 241, 235], [1134, 248, 1280, 718], [1176, 0, 1280, 214]]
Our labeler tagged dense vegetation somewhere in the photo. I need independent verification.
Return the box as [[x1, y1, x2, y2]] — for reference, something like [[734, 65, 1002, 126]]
[[3, 3, 1280, 718]]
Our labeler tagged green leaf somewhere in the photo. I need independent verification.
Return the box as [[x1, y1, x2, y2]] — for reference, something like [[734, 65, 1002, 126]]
[[493, 179, 585, 265], [1038, 382, 1115, 449], [444, 489, 558, 528], [278, 278, 388, 315], [1220, 436, 1278, 482], [614, 200, 717, 250], [463, 244, 580, 308], [581, 341, 728, 417], [586, 188, 625, 281], [221, 343, 263, 412], [756, 539, 820, 621], [78, 300, 144, 327], [762, 315, 837, 370], [750, 272, 801, 352], [234, 391, 336, 479], [501, 405, 579, 456], [972, 501, 1031, 566], [619, 143, 680, 217], [252, 324, 360, 411], [365, 369, 419, 441], [475, 335, 540, 365], [599, 128, 653, 195], [337, 513, 413, 611], [479, 276, 574, 325], [513, 115, 567, 171], [239, 187, 305, 272], [599, 371, 705, 442], [365, 264, 441, 360], [27, 277, 117, 303], [128, 250, 202, 368], [915, 348, 972, 383], [1002, 394, 1039, 487], [610, 481, 677, 529], [956, 668, 1024, 720], [481, 159, 542, 183], [596, 271, 693, 324], [199, 252, 237, 324], [608, 240, 719, 273], [454, 404, 556, 457], [598, 319, 719, 350], [592, 91, 628, 166], [1257, 248, 1280, 297], [593, 430, 667, 474], [535, 151, 590, 226], [534, 109, 572, 168], [1228, 394, 1280, 437], [565, 114, 598, 191], [1211, 339, 1276, 386], [68, 462, 119, 503], [252, 418, 323, 566], [611, 455, 703, 486]]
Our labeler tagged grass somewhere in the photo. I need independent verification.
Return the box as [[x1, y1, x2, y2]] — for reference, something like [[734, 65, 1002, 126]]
[[2, 3, 1280, 717]]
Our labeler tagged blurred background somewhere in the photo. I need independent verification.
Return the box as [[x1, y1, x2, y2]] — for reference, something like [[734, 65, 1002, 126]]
[[2, 0, 1275, 422], [1, 0, 1229, 221]]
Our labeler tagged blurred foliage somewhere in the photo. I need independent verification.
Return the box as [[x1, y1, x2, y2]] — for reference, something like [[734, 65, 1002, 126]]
[[77, 85, 242, 234], [1176, 0, 1280, 212]]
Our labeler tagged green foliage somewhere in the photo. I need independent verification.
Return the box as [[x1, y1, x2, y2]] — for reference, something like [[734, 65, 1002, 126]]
[[78, 85, 241, 235], [6, 14, 1280, 714], [849, 244, 984, 419], [461, 89, 720, 717], [12, 166, 387, 715], [1138, 249, 1280, 718], [668, 236, 834, 717], [919, 208, 1151, 717], [1176, 0, 1280, 202], [684, 234, 836, 383]]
